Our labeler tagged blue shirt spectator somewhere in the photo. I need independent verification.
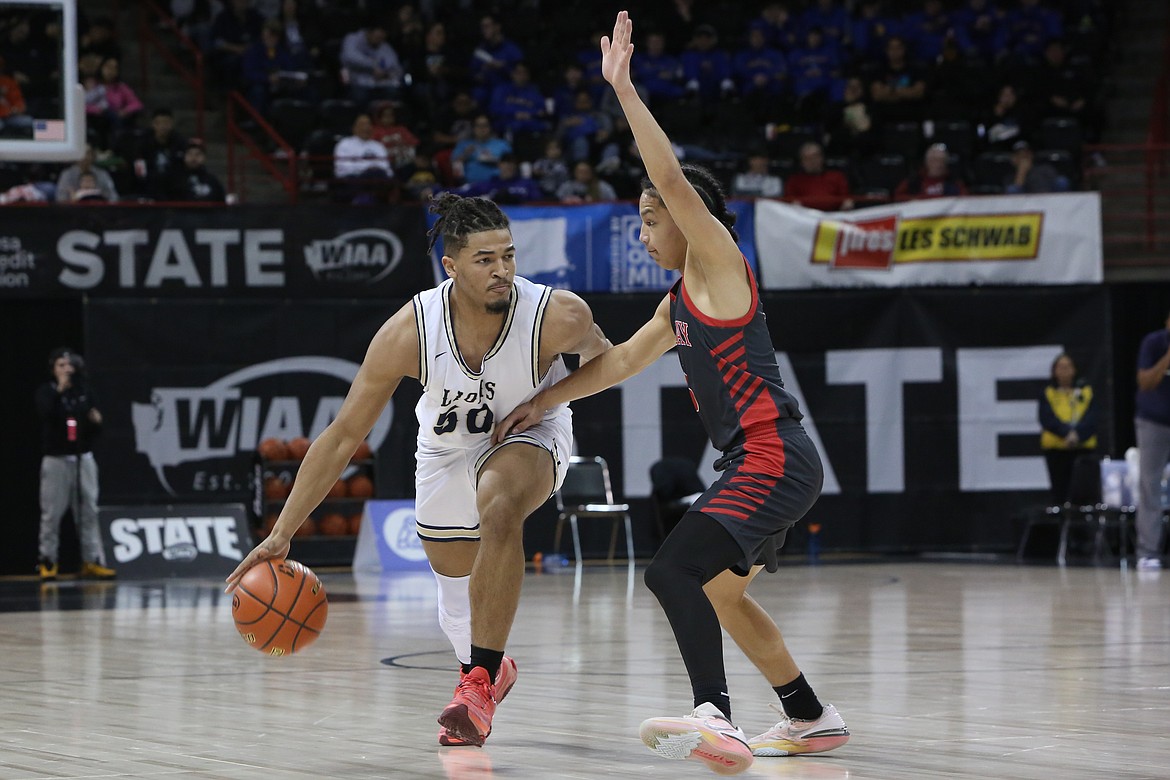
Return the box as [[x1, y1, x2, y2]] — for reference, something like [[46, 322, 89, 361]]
[[788, 28, 839, 100], [952, 0, 1007, 63], [557, 90, 613, 162], [576, 29, 608, 100], [455, 155, 543, 204], [852, 0, 903, 64], [901, 0, 955, 63], [734, 28, 787, 97], [1004, 0, 1062, 63], [750, 1, 800, 53], [241, 21, 307, 114], [634, 32, 685, 101], [452, 114, 512, 184], [489, 62, 549, 135], [469, 15, 524, 104], [800, 0, 851, 51], [681, 25, 734, 101]]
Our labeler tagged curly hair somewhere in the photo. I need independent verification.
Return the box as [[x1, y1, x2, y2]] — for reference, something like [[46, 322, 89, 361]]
[[641, 163, 739, 243], [426, 192, 511, 255]]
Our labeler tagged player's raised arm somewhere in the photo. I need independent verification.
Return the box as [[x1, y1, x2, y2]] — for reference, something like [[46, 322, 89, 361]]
[[493, 294, 676, 444], [601, 11, 741, 275], [226, 302, 420, 592]]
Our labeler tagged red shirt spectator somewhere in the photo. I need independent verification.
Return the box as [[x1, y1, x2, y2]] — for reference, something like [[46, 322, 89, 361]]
[[895, 144, 969, 200], [370, 103, 420, 168], [785, 142, 853, 210]]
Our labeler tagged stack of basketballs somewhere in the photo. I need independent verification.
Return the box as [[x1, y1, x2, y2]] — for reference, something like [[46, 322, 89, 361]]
[[256, 437, 376, 538]]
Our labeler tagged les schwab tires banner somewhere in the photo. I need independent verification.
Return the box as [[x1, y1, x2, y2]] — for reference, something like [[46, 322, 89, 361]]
[[755, 193, 1103, 289], [88, 285, 1110, 553]]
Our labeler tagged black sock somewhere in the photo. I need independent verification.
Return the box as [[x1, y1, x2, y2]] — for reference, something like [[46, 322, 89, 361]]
[[469, 645, 504, 683], [460, 662, 473, 676], [693, 683, 733, 722], [774, 673, 823, 721]]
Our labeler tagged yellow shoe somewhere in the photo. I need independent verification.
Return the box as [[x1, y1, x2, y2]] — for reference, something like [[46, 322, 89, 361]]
[[38, 560, 58, 581], [80, 561, 116, 579]]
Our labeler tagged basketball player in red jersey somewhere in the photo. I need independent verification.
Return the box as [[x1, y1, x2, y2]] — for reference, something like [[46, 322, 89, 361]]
[[495, 11, 849, 774]]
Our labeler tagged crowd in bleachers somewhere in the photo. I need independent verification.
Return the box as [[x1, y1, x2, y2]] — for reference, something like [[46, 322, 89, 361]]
[[2, 0, 1115, 207]]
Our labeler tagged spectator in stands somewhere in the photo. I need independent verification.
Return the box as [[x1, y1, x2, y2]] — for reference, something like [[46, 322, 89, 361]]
[[371, 102, 419, 172], [0, 55, 33, 138], [431, 91, 478, 149], [895, 143, 968, 200], [634, 31, 685, 104], [901, 0, 955, 64], [1033, 38, 1097, 140], [556, 160, 617, 203], [785, 141, 852, 210], [731, 150, 783, 198], [80, 16, 121, 61], [403, 149, 438, 202], [468, 15, 524, 105], [242, 20, 310, 115], [984, 83, 1030, 150], [134, 107, 187, 199], [209, 0, 264, 89], [1004, 140, 1069, 193], [870, 36, 927, 124], [788, 27, 839, 107], [452, 113, 511, 184], [391, 4, 426, 70], [1005, 0, 1062, 64], [533, 138, 570, 198], [490, 62, 549, 136], [751, 1, 799, 53], [167, 138, 226, 203], [454, 153, 541, 204], [71, 172, 108, 203], [658, 0, 709, 53], [553, 63, 590, 119], [800, 0, 850, 53], [824, 76, 877, 158], [851, 0, 901, 65], [413, 21, 457, 112], [83, 57, 143, 146], [953, 0, 1006, 64], [576, 27, 609, 99], [557, 89, 614, 164], [333, 113, 392, 181], [170, 0, 216, 53], [681, 24, 734, 103], [341, 20, 404, 109], [277, 0, 321, 65], [734, 27, 787, 101], [56, 144, 119, 203]]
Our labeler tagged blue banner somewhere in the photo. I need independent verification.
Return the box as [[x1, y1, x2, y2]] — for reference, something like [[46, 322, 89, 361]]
[[352, 500, 432, 573], [428, 200, 758, 293]]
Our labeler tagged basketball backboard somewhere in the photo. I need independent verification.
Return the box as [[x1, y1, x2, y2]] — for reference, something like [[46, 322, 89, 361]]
[[0, 0, 84, 162]]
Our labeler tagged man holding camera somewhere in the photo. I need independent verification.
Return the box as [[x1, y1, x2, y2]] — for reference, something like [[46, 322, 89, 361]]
[[35, 348, 115, 581]]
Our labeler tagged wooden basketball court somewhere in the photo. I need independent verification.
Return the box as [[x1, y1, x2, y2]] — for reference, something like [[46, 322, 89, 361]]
[[2, 561, 1166, 779]]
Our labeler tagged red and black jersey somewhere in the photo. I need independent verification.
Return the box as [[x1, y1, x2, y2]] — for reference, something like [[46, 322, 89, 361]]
[[667, 262, 802, 473]]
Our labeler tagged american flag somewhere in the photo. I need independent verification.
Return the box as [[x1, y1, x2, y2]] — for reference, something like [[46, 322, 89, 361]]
[[33, 120, 66, 142]]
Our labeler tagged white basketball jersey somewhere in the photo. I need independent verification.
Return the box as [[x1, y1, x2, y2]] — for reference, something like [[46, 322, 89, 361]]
[[413, 276, 571, 452]]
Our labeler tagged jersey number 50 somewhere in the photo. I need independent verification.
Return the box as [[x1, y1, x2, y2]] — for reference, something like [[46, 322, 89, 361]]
[[434, 404, 495, 436]]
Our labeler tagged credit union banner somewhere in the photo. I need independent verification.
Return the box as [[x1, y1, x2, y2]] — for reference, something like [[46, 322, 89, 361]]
[[755, 193, 1102, 288]]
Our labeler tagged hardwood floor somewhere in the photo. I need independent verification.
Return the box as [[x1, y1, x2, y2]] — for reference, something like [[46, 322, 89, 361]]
[[1, 562, 1166, 779]]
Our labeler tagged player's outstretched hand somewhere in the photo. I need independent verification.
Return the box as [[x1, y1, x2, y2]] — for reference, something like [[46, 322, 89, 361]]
[[492, 400, 544, 446], [600, 10, 634, 91], [225, 533, 291, 593]]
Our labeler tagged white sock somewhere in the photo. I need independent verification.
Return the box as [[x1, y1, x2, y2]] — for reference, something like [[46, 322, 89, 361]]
[[433, 570, 471, 665]]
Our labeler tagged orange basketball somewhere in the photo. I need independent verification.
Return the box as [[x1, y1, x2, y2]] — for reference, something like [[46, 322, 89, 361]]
[[258, 437, 289, 461], [287, 437, 311, 460], [326, 478, 348, 498], [319, 512, 347, 536], [352, 440, 372, 461], [232, 559, 328, 656], [263, 476, 289, 500], [347, 512, 363, 535], [347, 474, 374, 498]]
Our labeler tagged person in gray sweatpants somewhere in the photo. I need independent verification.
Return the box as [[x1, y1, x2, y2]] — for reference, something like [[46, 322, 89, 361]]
[[1134, 315, 1170, 571], [35, 348, 115, 581]]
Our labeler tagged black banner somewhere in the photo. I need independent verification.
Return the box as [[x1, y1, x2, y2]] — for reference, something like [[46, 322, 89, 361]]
[[100, 504, 252, 579], [86, 286, 1111, 552], [0, 205, 432, 298]]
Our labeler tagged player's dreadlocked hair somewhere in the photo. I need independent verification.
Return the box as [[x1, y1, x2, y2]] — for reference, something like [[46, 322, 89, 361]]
[[426, 192, 511, 255], [641, 163, 739, 243]]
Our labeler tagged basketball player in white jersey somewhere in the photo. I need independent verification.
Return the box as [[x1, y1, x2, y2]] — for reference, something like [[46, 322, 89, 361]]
[[226, 193, 611, 747]]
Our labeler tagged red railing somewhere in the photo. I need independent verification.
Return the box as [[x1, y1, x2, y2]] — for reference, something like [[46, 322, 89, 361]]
[[225, 91, 298, 202], [135, 0, 205, 139]]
